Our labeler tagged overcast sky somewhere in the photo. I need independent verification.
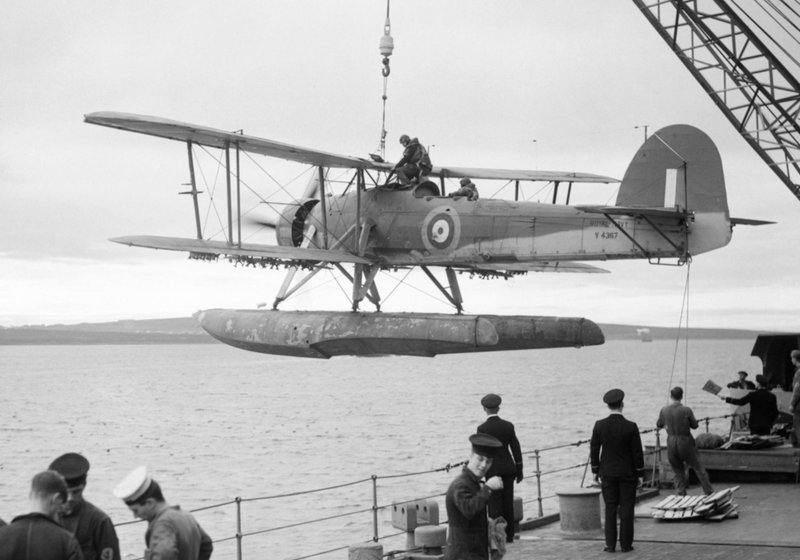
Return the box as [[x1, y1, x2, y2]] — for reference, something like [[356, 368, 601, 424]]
[[2, 0, 799, 331]]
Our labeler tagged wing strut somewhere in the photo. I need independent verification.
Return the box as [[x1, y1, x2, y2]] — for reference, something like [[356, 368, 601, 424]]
[[181, 141, 203, 240], [225, 144, 233, 244], [271, 225, 320, 309], [272, 264, 325, 310], [421, 266, 464, 314], [340, 263, 382, 311], [235, 141, 242, 246], [318, 166, 329, 249]]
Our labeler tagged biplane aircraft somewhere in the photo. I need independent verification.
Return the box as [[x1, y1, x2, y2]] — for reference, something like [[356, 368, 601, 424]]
[[85, 112, 759, 358]]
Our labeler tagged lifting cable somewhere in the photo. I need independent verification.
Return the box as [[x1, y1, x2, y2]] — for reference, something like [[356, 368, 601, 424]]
[[667, 260, 692, 402], [377, 0, 394, 159]]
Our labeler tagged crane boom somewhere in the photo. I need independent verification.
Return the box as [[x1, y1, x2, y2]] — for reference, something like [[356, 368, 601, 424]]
[[632, 0, 800, 201]]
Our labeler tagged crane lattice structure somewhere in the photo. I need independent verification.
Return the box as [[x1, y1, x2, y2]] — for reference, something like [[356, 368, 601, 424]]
[[633, 0, 800, 201]]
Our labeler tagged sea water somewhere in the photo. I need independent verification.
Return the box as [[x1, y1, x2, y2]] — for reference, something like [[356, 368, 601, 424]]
[[0, 338, 761, 559]]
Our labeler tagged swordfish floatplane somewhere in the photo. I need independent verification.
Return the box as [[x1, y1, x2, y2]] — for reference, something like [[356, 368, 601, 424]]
[[85, 112, 761, 358]]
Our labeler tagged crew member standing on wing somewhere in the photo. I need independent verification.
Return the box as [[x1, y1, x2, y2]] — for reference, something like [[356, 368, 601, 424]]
[[476, 393, 523, 544], [393, 134, 432, 186]]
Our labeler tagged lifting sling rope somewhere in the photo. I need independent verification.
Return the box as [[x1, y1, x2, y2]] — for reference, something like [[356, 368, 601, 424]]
[[377, 0, 394, 160]]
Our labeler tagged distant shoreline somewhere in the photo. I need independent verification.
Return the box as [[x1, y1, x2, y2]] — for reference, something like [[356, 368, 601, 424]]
[[0, 316, 773, 346], [0, 328, 214, 345]]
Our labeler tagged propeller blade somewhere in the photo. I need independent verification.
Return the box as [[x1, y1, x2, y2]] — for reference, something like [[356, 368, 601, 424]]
[[247, 215, 278, 229]]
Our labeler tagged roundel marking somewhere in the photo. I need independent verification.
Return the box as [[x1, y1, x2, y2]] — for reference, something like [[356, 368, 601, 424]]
[[421, 206, 461, 253]]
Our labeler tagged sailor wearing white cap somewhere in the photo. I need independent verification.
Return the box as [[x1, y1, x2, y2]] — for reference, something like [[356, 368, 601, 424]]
[[113, 466, 213, 560]]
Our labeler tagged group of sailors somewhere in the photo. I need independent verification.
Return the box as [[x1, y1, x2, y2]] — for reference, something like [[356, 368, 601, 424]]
[[0, 453, 212, 560], [392, 134, 479, 200], [446, 350, 800, 558], [720, 350, 800, 445]]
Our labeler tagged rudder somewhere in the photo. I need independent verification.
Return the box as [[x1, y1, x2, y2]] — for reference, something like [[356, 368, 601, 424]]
[[616, 124, 731, 255]]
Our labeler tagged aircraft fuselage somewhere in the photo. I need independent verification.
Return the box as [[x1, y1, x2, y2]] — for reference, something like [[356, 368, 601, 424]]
[[302, 188, 694, 266]]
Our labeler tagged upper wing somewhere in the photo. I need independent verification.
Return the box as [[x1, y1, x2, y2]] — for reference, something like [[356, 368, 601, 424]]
[[85, 112, 618, 184], [85, 112, 375, 169], [111, 235, 374, 265], [436, 167, 618, 184]]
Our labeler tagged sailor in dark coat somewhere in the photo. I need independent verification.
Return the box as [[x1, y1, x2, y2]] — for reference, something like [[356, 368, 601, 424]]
[[476, 393, 523, 543], [790, 350, 800, 447], [50, 452, 120, 560], [726, 370, 756, 390], [393, 134, 432, 185], [0, 471, 83, 560], [590, 388, 644, 553], [721, 374, 779, 435], [444, 433, 504, 560]]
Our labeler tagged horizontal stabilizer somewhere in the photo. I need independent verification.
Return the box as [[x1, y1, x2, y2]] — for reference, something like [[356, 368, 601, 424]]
[[730, 217, 775, 226], [467, 262, 610, 274], [576, 205, 687, 220], [110, 235, 373, 264]]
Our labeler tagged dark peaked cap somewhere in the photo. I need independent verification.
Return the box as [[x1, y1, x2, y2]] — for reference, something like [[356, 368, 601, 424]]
[[49, 452, 90, 485], [469, 433, 502, 457], [603, 388, 625, 405], [481, 393, 502, 408]]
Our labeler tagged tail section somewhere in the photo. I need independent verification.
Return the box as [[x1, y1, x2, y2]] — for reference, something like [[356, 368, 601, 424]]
[[617, 124, 731, 256]]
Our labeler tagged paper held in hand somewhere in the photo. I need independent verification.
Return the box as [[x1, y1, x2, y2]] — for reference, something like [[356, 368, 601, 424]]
[[702, 379, 722, 395]]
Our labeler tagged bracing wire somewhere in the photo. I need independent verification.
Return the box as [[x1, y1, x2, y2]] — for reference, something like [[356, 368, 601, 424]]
[[667, 260, 692, 402]]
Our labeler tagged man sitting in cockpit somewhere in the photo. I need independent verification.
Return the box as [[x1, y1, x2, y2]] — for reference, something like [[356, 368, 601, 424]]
[[448, 177, 479, 201]]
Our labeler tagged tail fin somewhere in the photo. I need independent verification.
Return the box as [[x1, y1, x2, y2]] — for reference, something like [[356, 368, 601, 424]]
[[617, 124, 731, 256]]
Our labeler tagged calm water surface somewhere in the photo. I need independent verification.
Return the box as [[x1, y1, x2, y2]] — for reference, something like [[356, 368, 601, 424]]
[[0, 339, 761, 559]]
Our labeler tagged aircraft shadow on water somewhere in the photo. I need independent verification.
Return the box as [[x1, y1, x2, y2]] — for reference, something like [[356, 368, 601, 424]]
[[85, 112, 767, 358]]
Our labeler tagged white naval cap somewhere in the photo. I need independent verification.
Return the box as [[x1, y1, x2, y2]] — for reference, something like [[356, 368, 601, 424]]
[[113, 466, 152, 503]]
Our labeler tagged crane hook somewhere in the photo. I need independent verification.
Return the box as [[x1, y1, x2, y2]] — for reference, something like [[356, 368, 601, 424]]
[[379, 17, 394, 77]]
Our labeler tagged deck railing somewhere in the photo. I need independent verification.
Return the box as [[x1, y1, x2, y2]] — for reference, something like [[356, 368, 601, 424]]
[[115, 413, 736, 560]]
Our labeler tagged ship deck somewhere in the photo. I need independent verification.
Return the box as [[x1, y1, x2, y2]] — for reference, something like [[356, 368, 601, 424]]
[[505, 482, 800, 559]]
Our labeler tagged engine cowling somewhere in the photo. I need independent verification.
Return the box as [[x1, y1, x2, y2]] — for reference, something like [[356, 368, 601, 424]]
[[275, 199, 320, 247]]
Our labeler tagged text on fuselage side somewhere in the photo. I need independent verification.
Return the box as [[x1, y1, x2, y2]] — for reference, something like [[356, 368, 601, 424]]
[[587, 219, 631, 229]]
